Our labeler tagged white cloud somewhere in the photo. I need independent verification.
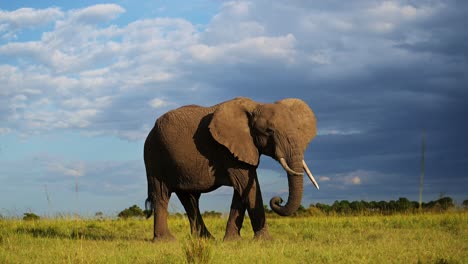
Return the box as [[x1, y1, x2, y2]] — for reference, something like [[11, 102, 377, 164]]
[[0, 7, 63, 39], [318, 129, 361, 136], [48, 161, 85, 177], [203, 1, 263, 45], [366, 1, 435, 33], [0, 7, 63, 26], [0, 127, 11, 134], [223, 1, 251, 17], [368, 1, 432, 19], [0, 3, 299, 140], [67, 4, 125, 25], [69, 109, 99, 128], [62, 96, 112, 109], [190, 34, 296, 63], [118, 129, 148, 141], [6, 156, 146, 196], [62, 98, 91, 109], [318, 176, 331, 182], [18, 107, 99, 130], [337, 170, 378, 186], [149, 98, 172, 109]]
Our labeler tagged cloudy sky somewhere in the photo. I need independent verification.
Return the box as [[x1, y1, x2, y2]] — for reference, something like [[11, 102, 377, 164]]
[[1, 0, 466, 216]]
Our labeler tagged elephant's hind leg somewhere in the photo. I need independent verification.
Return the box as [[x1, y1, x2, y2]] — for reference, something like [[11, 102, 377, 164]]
[[152, 179, 175, 241], [176, 192, 213, 239]]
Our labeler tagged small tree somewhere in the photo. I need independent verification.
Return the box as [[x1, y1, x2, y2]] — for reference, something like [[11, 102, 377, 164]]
[[396, 197, 412, 212], [436, 197, 454, 211], [23, 212, 40, 221], [202, 210, 222, 218], [314, 203, 331, 214], [95, 211, 104, 220], [118, 205, 145, 219], [463, 200, 468, 209]]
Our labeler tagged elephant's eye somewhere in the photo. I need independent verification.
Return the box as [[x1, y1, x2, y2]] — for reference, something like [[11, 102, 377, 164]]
[[265, 128, 274, 135]]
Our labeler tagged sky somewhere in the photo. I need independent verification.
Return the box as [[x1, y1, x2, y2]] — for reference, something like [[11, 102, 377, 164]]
[[0, 0, 467, 216]]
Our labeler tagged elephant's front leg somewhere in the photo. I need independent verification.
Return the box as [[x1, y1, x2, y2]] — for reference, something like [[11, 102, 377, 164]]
[[226, 169, 271, 240], [224, 190, 246, 241], [245, 176, 271, 239]]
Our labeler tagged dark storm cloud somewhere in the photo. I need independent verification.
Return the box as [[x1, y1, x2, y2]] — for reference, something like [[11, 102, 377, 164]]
[[182, 0, 468, 204], [396, 1, 468, 57], [80, 0, 468, 204]]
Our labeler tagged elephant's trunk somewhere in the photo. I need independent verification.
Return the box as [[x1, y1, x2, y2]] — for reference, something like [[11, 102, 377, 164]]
[[270, 152, 304, 216]]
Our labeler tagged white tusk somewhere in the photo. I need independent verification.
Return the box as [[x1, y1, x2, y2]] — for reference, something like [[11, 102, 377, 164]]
[[303, 160, 319, 190], [279, 158, 303, 176]]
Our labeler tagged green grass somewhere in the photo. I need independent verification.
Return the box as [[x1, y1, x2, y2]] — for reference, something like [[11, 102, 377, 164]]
[[0, 213, 466, 263]]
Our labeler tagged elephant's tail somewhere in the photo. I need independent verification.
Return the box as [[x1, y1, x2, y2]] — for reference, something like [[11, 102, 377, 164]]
[[145, 176, 155, 219], [145, 197, 153, 219]]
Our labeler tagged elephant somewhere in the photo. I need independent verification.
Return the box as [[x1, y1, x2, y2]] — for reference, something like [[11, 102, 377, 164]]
[[144, 97, 319, 241]]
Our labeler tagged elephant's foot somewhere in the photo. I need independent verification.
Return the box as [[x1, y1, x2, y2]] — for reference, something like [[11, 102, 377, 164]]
[[152, 234, 176, 242], [253, 229, 272, 240], [223, 232, 242, 241], [223, 230, 242, 241]]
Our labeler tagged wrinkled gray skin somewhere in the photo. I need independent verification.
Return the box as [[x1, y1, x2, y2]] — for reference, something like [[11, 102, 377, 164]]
[[144, 97, 317, 241]]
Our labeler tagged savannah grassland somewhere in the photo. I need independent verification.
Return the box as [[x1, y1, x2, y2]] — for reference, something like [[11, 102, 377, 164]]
[[0, 212, 466, 264]]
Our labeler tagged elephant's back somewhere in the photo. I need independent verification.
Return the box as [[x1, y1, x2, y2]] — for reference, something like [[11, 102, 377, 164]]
[[156, 105, 214, 137]]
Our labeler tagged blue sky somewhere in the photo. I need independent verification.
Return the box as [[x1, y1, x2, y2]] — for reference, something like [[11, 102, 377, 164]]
[[1, 0, 467, 216]]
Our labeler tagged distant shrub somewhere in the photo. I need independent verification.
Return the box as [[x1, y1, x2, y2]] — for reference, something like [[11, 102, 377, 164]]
[[23, 213, 40, 221], [118, 205, 145, 219], [202, 211, 222, 218], [264, 196, 460, 217], [304, 206, 326, 216], [95, 211, 105, 220], [423, 197, 455, 212]]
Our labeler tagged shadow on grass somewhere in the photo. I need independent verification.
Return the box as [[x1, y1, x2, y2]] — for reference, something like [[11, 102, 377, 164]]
[[15, 224, 144, 241]]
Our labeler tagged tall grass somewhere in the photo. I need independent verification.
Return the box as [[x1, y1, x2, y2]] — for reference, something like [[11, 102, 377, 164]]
[[183, 237, 213, 264], [0, 212, 466, 263]]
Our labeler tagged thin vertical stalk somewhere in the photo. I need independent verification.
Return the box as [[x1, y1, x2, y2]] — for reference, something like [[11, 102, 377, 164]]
[[419, 130, 425, 211]]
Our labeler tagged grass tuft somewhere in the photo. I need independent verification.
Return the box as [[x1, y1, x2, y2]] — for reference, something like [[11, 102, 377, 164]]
[[183, 237, 213, 264]]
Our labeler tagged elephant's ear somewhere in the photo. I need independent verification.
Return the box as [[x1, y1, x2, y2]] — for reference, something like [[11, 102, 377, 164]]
[[209, 97, 259, 166], [277, 98, 317, 151]]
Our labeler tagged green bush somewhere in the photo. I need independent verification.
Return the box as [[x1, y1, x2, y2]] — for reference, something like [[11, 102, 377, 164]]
[[23, 213, 40, 221], [117, 205, 145, 219], [202, 210, 222, 218]]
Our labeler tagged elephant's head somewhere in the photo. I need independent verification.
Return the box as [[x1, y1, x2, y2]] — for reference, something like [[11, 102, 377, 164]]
[[209, 97, 319, 216]]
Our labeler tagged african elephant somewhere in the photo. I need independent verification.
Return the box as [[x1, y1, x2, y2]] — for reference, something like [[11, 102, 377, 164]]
[[144, 97, 319, 241]]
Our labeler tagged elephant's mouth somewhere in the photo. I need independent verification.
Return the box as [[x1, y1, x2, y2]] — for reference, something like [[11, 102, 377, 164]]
[[279, 158, 319, 189]]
